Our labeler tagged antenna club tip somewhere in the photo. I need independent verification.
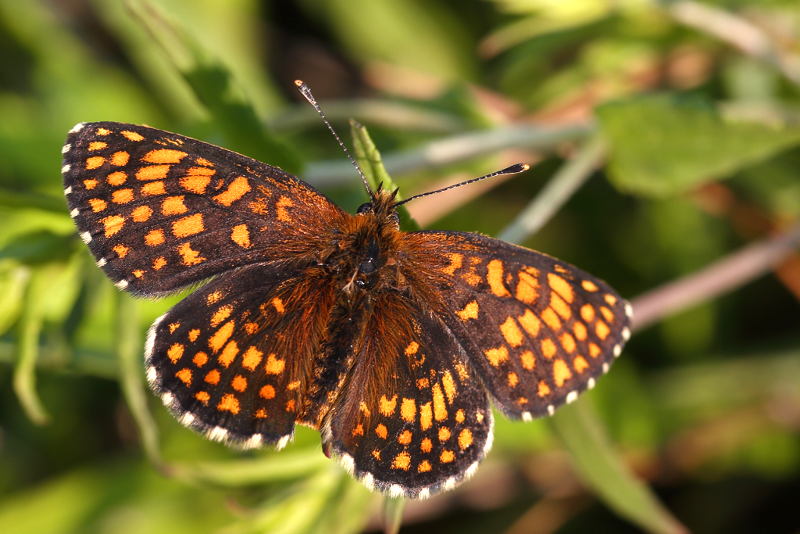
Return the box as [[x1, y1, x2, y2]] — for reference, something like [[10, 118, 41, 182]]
[[521, 163, 531, 171], [294, 79, 305, 87]]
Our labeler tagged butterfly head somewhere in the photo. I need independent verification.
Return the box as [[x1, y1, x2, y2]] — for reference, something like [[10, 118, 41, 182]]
[[355, 186, 400, 230]]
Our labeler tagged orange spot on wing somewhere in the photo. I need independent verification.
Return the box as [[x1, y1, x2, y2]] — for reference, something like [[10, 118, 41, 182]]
[[500, 316, 524, 347], [210, 305, 233, 327], [553, 358, 573, 387], [195, 391, 210, 404], [542, 308, 562, 330], [420, 402, 433, 430], [580, 304, 595, 322], [88, 198, 107, 212], [517, 309, 541, 337], [121, 130, 144, 142], [85, 156, 105, 169], [440, 450, 455, 463], [167, 343, 184, 363], [442, 371, 457, 403], [582, 280, 599, 292], [276, 196, 294, 222], [177, 242, 205, 265], [101, 215, 125, 237], [218, 341, 239, 367], [550, 293, 572, 320], [438, 427, 451, 442], [132, 205, 152, 222], [204, 369, 220, 385], [180, 173, 212, 194], [520, 350, 536, 370], [152, 256, 167, 270], [516, 269, 539, 304], [111, 151, 129, 166], [113, 244, 129, 258], [161, 195, 188, 215], [375, 424, 388, 439], [132, 269, 144, 279], [379, 395, 398, 416], [141, 180, 166, 196], [231, 224, 251, 248], [548, 273, 574, 302], [143, 149, 187, 164], [432, 383, 448, 421], [265, 353, 285, 375], [271, 298, 285, 313], [420, 437, 433, 453], [213, 176, 251, 206], [231, 374, 248, 392], [401, 398, 416, 422], [487, 259, 511, 297], [172, 213, 204, 238], [458, 429, 473, 450], [574, 355, 589, 373], [418, 460, 432, 472], [95, 127, 111, 136], [217, 394, 240, 414], [88, 141, 107, 151], [208, 321, 235, 353], [560, 332, 577, 353], [259, 384, 275, 399], [392, 452, 411, 470], [107, 171, 127, 186], [573, 321, 588, 341], [188, 329, 200, 342], [538, 380, 551, 397], [600, 306, 615, 323], [175, 368, 192, 385], [441, 253, 463, 275], [456, 300, 479, 321], [242, 346, 263, 370], [83, 179, 98, 190], [484, 346, 509, 367], [144, 229, 165, 246], [136, 165, 170, 181], [112, 188, 134, 204], [193, 351, 208, 367], [595, 320, 610, 340], [541, 338, 557, 359], [604, 293, 618, 306]]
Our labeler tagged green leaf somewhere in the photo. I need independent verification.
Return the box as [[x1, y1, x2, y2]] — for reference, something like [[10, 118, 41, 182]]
[[349, 120, 420, 231], [548, 401, 687, 534], [597, 94, 800, 197]]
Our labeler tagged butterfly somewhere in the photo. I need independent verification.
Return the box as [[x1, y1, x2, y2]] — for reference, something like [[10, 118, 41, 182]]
[[61, 119, 631, 499]]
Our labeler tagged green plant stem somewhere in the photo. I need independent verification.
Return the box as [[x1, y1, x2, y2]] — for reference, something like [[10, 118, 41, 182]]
[[115, 292, 162, 465], [498, 134, 606, 243], [306, 121, 593, 186], [13, 268, 49, 425], [381, 497, 405, 534]]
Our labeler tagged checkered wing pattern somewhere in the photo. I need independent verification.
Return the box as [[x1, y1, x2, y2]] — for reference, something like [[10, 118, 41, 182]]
[[402, 231, 632, 421], [146, 262, 337, 448], [322, 296, 492, 499], [62, 122, 345, 295]]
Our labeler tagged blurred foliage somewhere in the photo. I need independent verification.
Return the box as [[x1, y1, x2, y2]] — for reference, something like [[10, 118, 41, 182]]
[[1, 1, 799, 533]]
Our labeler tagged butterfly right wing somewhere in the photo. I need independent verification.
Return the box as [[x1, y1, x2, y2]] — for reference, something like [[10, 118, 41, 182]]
[[146, 262, 337, 448], [62, 122, 346, 296]]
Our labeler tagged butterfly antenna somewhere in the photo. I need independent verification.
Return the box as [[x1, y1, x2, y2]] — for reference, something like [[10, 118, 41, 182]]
[[393, 163, 530, 207], [294, 80, 373, 197]]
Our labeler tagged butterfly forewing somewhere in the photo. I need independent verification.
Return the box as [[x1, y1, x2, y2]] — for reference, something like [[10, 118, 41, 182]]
[[322, 295, 492, 499], [62, 122, 345, 295], [402, 231, 632, 420]]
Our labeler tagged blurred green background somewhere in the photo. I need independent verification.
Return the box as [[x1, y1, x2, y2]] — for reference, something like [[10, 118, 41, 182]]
[[1, 1, 799, 533]]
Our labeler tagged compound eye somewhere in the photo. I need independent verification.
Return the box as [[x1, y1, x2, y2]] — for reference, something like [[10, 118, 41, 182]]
[[356, 202, 373, 215]]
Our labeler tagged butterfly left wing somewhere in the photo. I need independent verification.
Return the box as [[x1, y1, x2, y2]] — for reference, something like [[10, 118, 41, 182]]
[[62, 121, 346, 296], [399, 231, 632, 421], [322, 293, 492, 499]]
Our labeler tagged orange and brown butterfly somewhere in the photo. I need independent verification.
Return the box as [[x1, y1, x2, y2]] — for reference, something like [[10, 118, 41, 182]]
[[61, 115, 631, 499]]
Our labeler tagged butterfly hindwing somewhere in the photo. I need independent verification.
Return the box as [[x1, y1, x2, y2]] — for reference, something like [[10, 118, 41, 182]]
[[401, 231, 632, 420], [62, 122, 346, 296], [322, 293, 492, 498], [146, 262, 337, 448]]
